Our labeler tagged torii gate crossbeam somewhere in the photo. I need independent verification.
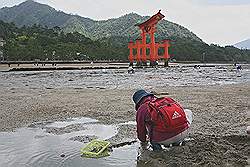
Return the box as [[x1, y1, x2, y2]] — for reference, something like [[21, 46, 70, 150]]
[[128, 10, 171, 66]]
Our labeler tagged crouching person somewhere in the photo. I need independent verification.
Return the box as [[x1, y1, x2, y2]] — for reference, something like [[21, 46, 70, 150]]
[[132, 89, 193, 151]]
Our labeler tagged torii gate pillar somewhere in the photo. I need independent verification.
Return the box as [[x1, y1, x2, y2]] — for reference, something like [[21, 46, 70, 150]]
[[128, 10, 171, 67]]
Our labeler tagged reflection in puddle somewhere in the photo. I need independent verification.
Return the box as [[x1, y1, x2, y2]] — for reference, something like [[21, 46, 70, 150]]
[[45, 117, 98, 128], [0, 117, 139, 167], [118, 121, 137, 126]]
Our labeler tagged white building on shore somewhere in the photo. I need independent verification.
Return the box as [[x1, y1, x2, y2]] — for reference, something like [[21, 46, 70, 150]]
[[0, 37, 5, 61], [0, 38, 4, 47], [0, 51, 3, 60]]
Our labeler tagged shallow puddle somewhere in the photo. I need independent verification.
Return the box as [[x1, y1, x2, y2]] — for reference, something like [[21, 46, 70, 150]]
[[0, 119, 247, 167], [0, 117, 139, 167], [45, 117, 99, 128]]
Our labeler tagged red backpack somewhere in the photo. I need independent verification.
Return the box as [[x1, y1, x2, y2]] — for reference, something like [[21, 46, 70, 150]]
[[147, 97, 188, 133]]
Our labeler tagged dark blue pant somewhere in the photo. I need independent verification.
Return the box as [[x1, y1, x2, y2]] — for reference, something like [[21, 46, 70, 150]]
[[150, 142, 162, 151]]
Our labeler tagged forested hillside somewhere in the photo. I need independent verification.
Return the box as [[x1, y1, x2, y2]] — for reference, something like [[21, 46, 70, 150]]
[[0, 21, 127, 61], [1, 20, 249, 62], [0, 0, 201, 41], [0, 0, 249, 62]]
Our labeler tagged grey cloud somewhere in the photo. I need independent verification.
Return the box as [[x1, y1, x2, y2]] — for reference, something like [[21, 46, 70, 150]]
[[191, 0, 250, 5]]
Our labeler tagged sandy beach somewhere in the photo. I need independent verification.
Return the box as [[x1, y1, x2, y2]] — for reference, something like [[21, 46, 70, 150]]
[[0, 66, 249, 166]]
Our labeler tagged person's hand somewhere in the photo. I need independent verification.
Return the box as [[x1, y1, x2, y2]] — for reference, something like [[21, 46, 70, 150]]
[[140, 141, 148, 149]]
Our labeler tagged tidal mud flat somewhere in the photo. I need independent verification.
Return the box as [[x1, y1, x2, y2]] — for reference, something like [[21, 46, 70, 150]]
[[0, 65, 249, 166]]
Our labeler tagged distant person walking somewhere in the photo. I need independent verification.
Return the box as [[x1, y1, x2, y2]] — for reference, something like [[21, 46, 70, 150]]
[[132, 89, 192, 151], [236, 65, 242, 71], [128, 66, 134, 74], [234, 63, 242, 71]]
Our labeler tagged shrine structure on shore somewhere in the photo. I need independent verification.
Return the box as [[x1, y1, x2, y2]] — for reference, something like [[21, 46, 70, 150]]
[[128, 10, 170, 66]]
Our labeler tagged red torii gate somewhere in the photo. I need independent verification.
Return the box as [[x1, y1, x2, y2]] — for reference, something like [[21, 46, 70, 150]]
[[128, 10, 170, 66]]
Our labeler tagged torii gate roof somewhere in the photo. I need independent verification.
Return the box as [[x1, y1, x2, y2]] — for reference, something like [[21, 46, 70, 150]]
[[136, 10, 165, 29]]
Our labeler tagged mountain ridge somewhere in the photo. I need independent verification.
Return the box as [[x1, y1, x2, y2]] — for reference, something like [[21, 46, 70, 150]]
[[234, 39, 250, 49], [1, 0, 249, 62], [1, 17, 249, 62], [0, 0, 202, 42]]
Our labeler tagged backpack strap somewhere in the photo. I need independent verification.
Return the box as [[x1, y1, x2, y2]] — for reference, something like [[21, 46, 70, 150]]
[[148, 101, 169, 129], [145, 102, 154, 142]]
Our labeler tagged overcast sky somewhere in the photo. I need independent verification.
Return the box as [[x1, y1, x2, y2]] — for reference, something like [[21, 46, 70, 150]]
[[1, 0, 250, 46]]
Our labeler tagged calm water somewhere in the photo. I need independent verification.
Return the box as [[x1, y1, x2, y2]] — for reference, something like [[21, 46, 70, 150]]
[[0, 117, 139, 167]]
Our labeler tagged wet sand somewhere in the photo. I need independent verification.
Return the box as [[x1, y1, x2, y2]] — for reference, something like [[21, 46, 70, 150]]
[[0, 81, 249, 166], [0, 62, 129, 72]]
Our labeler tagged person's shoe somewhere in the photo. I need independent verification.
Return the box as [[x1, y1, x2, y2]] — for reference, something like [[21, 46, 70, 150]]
[[180, 140, 186, 146], [172, 142, 180, 146]]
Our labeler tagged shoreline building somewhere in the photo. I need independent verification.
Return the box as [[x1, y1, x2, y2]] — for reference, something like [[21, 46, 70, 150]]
[[0, 37, 5, 61]]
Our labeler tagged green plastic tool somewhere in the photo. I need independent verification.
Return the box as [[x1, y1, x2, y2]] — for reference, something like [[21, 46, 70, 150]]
[[81, 139, 111, 158]]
